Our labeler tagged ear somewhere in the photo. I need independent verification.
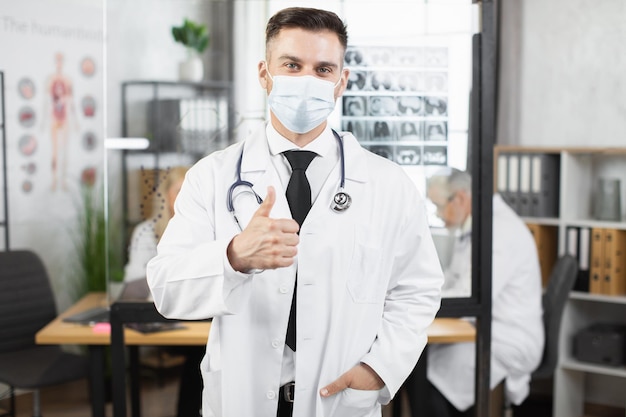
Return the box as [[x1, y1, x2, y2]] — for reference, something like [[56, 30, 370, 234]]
[[258, 60, 269, 90]]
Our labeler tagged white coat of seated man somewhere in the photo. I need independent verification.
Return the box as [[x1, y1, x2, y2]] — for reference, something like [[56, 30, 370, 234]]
[[425, 168, 544, 414]]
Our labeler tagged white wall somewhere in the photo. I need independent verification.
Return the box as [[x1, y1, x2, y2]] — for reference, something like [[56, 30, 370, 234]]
[[498, 0, 626, 409], [501, 0, 626, 147], [231, 0, 268, 142]]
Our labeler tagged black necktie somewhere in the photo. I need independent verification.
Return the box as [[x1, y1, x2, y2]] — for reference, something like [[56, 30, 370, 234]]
[[283, 150, 316, 351]]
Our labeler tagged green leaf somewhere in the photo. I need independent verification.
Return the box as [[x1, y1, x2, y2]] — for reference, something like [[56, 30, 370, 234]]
[[171, 18, 210, 54]]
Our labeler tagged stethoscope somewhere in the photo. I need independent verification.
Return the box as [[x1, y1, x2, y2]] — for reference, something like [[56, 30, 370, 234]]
[[227, 130, 352, 230]]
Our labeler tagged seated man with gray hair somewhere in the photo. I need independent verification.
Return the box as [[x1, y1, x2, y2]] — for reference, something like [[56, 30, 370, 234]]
[[424, 167, 544, 416]]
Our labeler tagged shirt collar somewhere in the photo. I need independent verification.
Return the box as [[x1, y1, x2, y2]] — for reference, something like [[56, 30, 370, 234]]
[[266, 123, 336, 158], [457, 214, 472, 241]]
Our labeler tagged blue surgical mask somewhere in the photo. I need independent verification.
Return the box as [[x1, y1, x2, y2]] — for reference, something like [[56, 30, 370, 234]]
[[267, 69, 341, 134]]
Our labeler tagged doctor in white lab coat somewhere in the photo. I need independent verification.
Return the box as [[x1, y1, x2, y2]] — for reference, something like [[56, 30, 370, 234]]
[[147, 7, 443, 417], [425, 168, 544, 415]]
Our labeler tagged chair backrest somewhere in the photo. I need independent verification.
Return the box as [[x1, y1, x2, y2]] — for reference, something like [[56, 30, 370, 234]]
[[0, 250, 58, 353], [532, 254, 578, 379]]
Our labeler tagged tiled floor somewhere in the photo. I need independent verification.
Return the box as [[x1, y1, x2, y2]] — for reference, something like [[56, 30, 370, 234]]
[[1, 377, 398, 417], [0, 374, 179, 417], [0, 375, 551, 417]]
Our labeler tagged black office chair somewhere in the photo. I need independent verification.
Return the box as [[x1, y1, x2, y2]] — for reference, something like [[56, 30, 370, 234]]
[[0, 250, 88, 417], [503, 254, 579, 416], [532, 254, 578, 379]]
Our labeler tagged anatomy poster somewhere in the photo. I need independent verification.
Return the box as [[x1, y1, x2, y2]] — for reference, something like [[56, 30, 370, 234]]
[[0, 1, 103, 216], [0, 0, 104, 304]]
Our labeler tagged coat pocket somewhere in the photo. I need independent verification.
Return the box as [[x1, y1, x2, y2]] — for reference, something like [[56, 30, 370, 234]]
[[346, 242, 385, 303], [330, 388, 381, 416]]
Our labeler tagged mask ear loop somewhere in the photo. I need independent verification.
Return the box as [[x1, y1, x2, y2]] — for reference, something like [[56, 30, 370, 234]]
[[332, 72, 344, 89]]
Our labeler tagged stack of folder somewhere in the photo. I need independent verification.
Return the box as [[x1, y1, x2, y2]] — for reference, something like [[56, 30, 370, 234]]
[[496, 152, 560, 218], [589, 228, 626, 296], [567, 226, 626, 295]]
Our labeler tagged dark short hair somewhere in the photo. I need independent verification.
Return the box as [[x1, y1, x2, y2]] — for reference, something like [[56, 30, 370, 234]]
[[266, 7, 348, 51]]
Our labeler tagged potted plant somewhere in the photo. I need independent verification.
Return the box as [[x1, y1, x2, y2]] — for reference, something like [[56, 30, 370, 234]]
[[172, 18, 210, 82], [72, 168, 124, 297]]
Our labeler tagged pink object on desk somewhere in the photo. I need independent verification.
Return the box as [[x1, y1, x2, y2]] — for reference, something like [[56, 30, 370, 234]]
[[92, 322, 111, 334]]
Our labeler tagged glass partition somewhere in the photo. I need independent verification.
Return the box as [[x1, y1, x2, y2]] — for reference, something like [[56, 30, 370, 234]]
[[104, 0, 480, 305], [102, 0, 492, 413], [104, 0, 234, 299], [329, 0, 479, 299]]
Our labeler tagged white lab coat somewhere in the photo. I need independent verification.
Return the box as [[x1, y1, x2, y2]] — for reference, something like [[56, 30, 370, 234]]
[[147, 125, 444, 417], [427, 194, 544, 411]]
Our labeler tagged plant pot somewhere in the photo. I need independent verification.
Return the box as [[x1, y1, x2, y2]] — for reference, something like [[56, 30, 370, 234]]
[[178, 56, 204, 82]]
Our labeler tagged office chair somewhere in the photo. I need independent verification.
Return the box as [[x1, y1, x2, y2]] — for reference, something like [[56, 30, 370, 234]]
[[0, 250, 88, 417], [503, 254, 579, 417]]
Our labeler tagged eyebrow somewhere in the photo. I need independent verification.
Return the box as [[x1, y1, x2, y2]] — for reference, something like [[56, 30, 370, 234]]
[[278, 54, 339, 69]]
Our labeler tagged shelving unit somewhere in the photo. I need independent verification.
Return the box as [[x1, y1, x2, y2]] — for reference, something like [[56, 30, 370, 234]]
[[119, 80, 232, 250], [495, 145, 626, 416], [0, 71, 8, 250], [555, 293, 626, 416]]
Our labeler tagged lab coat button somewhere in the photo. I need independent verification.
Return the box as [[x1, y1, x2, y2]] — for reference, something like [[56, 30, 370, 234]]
[[279, 286, 288, 294], [266, 390, 276, 399], [271, 339, 281, 348]]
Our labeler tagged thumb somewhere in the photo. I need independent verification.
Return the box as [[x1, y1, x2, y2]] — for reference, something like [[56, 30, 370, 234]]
[[253, 186, 276, 218], [320, 375, 348, 398]]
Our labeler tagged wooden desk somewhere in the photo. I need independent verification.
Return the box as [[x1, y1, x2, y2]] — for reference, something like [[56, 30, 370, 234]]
[[426, 317, 475, 344], [36, 293, 211, 417], [398, 318, 476, 417], [37, 293, 471, 346], [36, 292, 211, 346], [37, 293, 474, 417]]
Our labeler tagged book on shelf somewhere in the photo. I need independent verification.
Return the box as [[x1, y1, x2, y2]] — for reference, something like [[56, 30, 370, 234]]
[[527, 223, 558, 288], [567, 225, 591, 293], [496, 153, 511, 208], [588, 227, 626, 296], [589, 228, 604, 294], [602, 228, 626, 296], [505, 153, 520, 212], [530, 153, 560, 218], [495, 150, 560, 218], [518, 154, 533, 217], [578, 227, 591, 292]]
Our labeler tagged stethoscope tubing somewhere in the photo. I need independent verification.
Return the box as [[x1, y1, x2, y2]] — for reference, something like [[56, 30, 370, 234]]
[[227, 129, 349, 221], [226, 151, 263, 213]]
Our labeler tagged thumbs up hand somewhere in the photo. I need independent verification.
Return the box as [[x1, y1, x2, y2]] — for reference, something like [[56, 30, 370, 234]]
[[227, 186, 300, 272]]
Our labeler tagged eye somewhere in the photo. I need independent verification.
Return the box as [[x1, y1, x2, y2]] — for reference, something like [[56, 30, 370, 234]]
[[317, 67, 331, 74], [285, 62, 300, 70]]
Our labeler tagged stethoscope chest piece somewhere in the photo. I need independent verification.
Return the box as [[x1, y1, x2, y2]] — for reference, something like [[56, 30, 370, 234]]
[[331, 191, 351, 212]]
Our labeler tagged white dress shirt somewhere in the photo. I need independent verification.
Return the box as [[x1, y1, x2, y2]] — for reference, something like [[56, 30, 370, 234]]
[[266, 123, 340, 385]]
